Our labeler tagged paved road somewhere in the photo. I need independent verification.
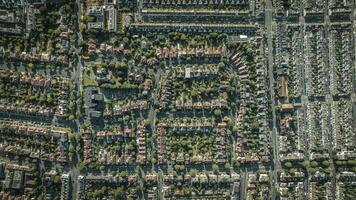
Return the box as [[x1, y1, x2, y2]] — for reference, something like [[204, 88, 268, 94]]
[[265, 0, 280, 199], [323, 1, 338, 198], [70, 0, 83, 199], [239, 169, 248, 200]]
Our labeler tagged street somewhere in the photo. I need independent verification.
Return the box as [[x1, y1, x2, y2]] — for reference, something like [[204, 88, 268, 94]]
[[265, 0, 281, 199]]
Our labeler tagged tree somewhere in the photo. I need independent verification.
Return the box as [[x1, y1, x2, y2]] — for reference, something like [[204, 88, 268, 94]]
[[151, 157, 157, 165], [174, 165, 181, 172], [217, 33, 227, 44], [289, 168, 297, 175], [233, 158, 240, 168], [218, 62, 225, 70], [68, 144, 75, 153], [120, 171, 127, 177], [76, 132, 82, 142], [189, 169, 197, 178], [224, 162, 231, 170], [113, 186, 124, 199], [79, 23, 86, 32], [76, 145, 81, 153], [310, 161, 318, 168], [78, 39, 86, 48], [226, 129, 232, 136], [77, 161, 85, 172], [335, 161, 344, 166], [347, 159, 356, 166], [54, 175, 61, 184], [250, 119, 259, 132], [68, 132, 75, 141], [322, 160, 330, 168], [233, 126, 238, 134], [213, 109, 222, 117], [68, 114, 75, 121], [307, 167, 317, 173], [302, 160, 310, 168], [212, 164, 219, 174], [181, 165, 186, 171], [352, 167, 356, 172], [284, 162, 292, 168], [223, 116, 231, 123], [76, 110, 81, 117], [28, 63, 33, 70], [323, 167, 332, 174]]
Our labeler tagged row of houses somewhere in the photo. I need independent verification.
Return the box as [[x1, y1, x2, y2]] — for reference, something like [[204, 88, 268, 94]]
[[230, 50, 247, 132], [0, 50, 69, 66], [57, 13, 71, 55], [143, 0, 249, 6], [304, 27, 328, 97], [77, 173, 138, 200], [329, 25, 353, 95], [83, 129, 94, 164], [142, 0, 250, 5], [0, 71, 51, 88], [0, 143, 67, 163], [85, 0, 119, 6], [175, 98, 227, 110], [0, 121, 68, 139], [155, 46, 224, 59], [87, 38, 159, 66], [230, 50, 255, 163], [306, 101, 330, 154], [253, 42, 270, 160], [336, 179, 356, 199], [159, 70, 173, 109], [157, 119, 213, 132], [156, 126, 166, 164], [79, 173, 138, 185], [54, 91, 71, 118], [96, 128, 134, 138], [278, 110, 305, 161], [0, 122, 69, 163], [97, 149, 135, 165], [171, 153, 213, 163], [131, 22, 257, 34], [279, 163, 335, 196], [309, 181, 333, 199], [145, 171, 240, 184], [279, 181, 305, 199], [0, 70, 68, 87], [174, 65, 218, 79], [332, 100, 354, 153], [246, 173, 270, 200], [230, 37, 270, 163], [0, 101, 52, 117], [136, 123, 146, 164], [60, 173, 70, 200], [106, 100, 148, 116], [214, 122, 227, 163], [0, 73, 70, 118], [279, 170, 305, 182]]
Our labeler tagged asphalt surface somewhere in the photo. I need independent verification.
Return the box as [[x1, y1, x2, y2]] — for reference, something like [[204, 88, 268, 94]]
[[70, 0, 83, 199], [265, 0, 281, 200]]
